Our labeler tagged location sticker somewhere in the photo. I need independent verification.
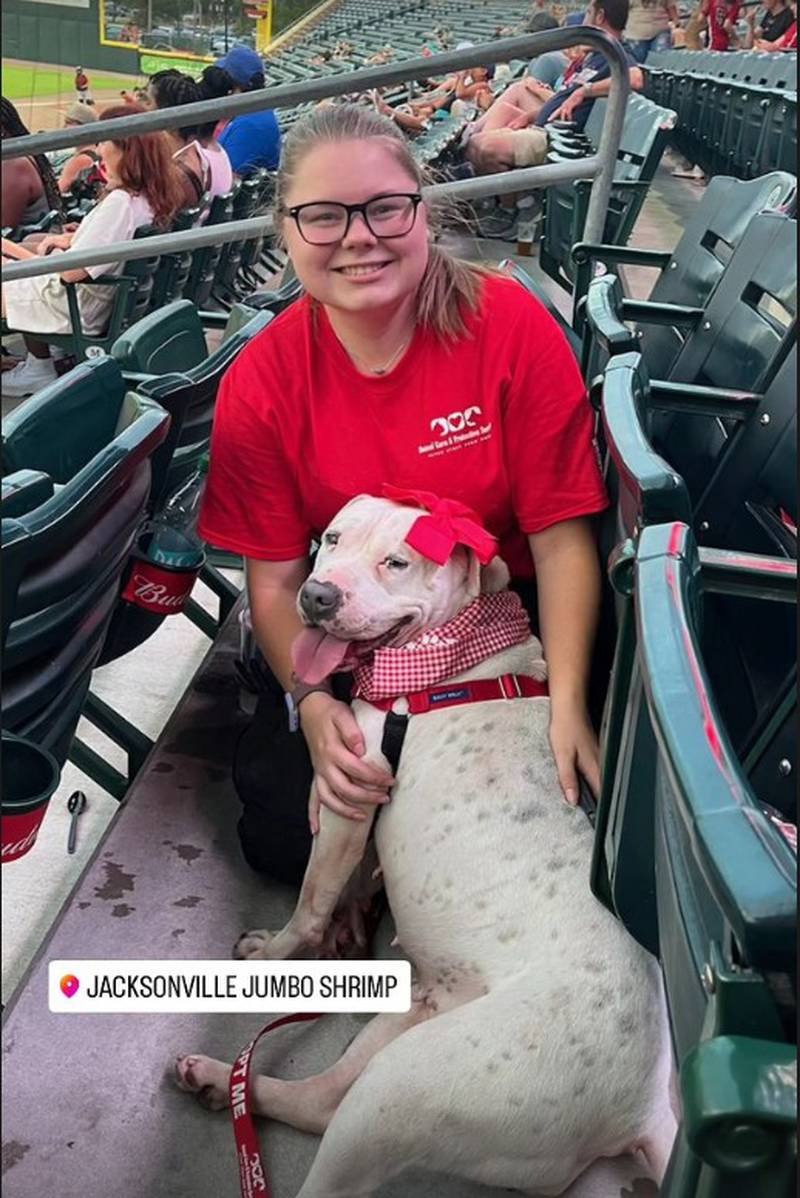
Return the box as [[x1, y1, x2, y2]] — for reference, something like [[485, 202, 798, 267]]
[[60, 974, 80, 998]]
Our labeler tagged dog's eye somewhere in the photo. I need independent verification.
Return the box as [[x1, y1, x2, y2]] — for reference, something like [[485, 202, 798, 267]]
[[323, 531, 339, 548], [383, 556, 409, 570]]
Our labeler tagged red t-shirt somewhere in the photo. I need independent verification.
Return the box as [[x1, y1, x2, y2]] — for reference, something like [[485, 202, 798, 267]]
[[706, 0, 740, 49], [198, 274, 607, 580]]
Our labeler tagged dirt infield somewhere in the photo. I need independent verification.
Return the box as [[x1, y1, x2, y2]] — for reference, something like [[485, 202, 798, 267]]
[[3, 59, 142, 131]]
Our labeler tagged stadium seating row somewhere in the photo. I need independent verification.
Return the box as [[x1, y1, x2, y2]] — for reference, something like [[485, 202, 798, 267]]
[[2, 170, 283, 364], [643, 48, 797, 180]]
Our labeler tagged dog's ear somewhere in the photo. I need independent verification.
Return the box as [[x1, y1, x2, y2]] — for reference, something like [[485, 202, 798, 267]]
[[465, 550, 509, 596], [480, 555, 510, 594]]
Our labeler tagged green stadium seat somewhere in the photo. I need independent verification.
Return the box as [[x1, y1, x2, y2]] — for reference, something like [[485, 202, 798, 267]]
[[2, 359, 170, 789], [540, 94, 677, 322], [2, 208, 62, 243], [149, 205, 203, 312], [576, 172, 796, 379], [101, 305, 273, 655], [182, 188, 236, 309], [636, 522, 796, 1198], [595, 348, 796, 955], [210, 171, 274, 310], [585, 213, 797, 444], [2, 224, 163, 363]]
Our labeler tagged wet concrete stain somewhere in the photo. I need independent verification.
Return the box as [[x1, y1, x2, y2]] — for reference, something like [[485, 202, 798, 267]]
[[171, 928, 186, 939], [171, 844, 204, 865], [2, 1141, 31, 1174], [173, 896, 204, 908], [111, 904, 135, 918], [77, 902, 91, 910], [94, 862, 135, 901]]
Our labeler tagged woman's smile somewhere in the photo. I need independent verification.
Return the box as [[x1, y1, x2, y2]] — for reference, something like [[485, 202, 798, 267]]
[[333, 260, 394, 281]]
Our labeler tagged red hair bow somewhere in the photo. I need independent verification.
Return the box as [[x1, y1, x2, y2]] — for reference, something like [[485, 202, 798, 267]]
[[382, 485, 497, 566]]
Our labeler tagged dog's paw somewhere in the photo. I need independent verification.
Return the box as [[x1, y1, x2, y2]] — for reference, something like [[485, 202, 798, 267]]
[[174, 1054, 232, 1111], [233, 928, 275, 960]]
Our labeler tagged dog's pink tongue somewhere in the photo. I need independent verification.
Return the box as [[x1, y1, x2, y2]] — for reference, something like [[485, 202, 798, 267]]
[[292, 628, 353, 684]]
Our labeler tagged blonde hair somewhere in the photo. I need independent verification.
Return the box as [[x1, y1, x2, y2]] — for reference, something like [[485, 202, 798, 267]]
[[275, 104, 492, 341]]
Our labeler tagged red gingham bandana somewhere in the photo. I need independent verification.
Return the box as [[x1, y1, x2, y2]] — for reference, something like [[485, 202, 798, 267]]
[[351, 591, 532, 702]]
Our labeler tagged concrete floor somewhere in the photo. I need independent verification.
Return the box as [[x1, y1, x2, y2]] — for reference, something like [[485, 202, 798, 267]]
[[1, 161, 701, 1197]]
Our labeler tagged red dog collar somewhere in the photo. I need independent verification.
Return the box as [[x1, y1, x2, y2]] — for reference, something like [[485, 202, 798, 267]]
[[362, 673, 548, 714]]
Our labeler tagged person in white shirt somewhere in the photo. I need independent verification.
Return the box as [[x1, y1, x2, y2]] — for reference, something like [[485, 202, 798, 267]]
[[2, 104, 187, 397]]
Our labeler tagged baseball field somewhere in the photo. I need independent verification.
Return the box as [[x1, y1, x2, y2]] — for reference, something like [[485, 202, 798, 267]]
[[3, 59, 143, 130]]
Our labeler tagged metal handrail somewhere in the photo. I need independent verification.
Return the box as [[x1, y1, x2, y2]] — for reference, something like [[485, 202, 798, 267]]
[[1, 160, 601, 282], [1, 30, 630, 279]]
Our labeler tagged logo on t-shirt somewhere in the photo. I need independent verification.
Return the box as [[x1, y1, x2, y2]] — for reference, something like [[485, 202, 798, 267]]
[[419, 406, 493, 457], [430, 406, 482, 436]]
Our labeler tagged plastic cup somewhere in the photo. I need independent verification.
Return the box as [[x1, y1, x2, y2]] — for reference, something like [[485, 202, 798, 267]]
[[2, 734, 61, 863]]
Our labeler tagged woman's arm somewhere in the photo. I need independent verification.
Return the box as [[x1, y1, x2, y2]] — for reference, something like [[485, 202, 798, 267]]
[[528, 517, 602, 802], [58, 152, 94, 194], [247, 555, 311, 692], [1, 237, 37, 260]]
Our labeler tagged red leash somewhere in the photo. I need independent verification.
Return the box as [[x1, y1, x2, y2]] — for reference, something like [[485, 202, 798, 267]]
[[230, 1012, 323, 1197]]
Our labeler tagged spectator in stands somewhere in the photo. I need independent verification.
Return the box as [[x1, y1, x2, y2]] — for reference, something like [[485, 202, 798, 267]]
[[467, 0, 643, 197], [701, 0, 741, 48], [148, 69, 234, 204], [1, 104, 186, 398], [214, 46, 281, 177], [771, 0, 797, 45], [536, 0, 643, 126], [57, 103, 102, 196], [525, 11, 569, 88], [198, 104, 607, 884], [745, 0, 795, 43], [626, 0, 679, 60], [1, 97, 64, 232]]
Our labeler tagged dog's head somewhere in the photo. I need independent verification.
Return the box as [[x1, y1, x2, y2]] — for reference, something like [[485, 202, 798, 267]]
[[292, 495, 509, 683]]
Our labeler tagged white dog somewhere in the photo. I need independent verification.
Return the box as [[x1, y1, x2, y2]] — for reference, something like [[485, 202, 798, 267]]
[[176, 494, 676, 1198]]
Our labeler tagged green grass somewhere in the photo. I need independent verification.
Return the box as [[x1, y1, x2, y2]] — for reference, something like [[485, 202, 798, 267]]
[[2, 62, 140, 101]]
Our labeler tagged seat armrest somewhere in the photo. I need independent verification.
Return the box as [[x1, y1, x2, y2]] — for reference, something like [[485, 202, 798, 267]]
[[648, 380, 762, 421], [1, 469, 54, 517], [619, 299, 705, 328], [572, 241, 671, 269], [585, 274, 638, 356]]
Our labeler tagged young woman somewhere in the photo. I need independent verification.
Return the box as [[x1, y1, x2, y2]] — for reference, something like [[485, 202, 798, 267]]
[[148, 68, 234, 205], [2, 104, 186, 398], [199, 104, 608, 885]]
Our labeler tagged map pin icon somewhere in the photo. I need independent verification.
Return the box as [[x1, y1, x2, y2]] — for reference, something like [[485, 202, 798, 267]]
[[60, 974, 80, 998]]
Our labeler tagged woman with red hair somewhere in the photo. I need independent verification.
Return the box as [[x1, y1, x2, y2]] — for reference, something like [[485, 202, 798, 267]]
[[2, 104, 186, 397]]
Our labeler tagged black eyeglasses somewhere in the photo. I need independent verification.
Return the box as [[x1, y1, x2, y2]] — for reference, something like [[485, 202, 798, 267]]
[[281, 193, 423, 245]]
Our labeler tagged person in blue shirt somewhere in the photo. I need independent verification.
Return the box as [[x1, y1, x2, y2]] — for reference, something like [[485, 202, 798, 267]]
[[215, 46, 281, 176], [534, 0, 642, 131]]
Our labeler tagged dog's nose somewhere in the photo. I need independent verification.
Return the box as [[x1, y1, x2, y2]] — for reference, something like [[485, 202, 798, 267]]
[[299, 580, 343, 622]]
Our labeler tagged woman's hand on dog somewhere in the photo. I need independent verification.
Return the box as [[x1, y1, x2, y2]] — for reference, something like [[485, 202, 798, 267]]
[[301, 693, 395, 830], [549, 703, 601, 807]]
